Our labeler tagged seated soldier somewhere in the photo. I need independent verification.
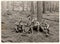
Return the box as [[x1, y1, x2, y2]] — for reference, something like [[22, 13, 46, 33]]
[[31, 18, 40, 33], [40, 20, 49, 37], [19, 18, 26, 33], [15, 18, 23, 33], [24, 15, 32, 33], [19, 17, 31, 33], [15, 22, 19, 33]]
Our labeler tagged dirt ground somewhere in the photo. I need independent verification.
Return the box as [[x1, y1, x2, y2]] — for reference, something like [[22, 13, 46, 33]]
[[1, 11, 59, 42]]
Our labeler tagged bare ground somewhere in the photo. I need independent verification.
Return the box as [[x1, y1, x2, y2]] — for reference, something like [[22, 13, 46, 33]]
[[1, 12, 59, 42]]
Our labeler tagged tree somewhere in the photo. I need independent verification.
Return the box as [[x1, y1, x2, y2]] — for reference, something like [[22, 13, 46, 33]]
[[12, 1, 14, 11], [30, 1, 34, 20], [50, 2, 52, 12], [43, 1, 45, 13], [37, 1, 42, 23], [22, 1, 24, 11]]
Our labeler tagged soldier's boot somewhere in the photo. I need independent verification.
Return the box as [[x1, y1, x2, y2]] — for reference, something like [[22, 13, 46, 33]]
[[45, 31, 49, 37]]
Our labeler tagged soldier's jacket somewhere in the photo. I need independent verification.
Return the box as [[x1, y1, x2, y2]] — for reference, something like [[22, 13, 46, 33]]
[[40, 22, 49, 30], [31, 18, 40, 27], [19, 17, 31, 27]]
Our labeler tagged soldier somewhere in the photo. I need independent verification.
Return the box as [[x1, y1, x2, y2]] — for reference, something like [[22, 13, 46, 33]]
[[19, 17, 31, 33], [15, 18, 23, 33], [15, 22, 19, 33], [25, 15, 32, 33], [31, 18, 40, 34], [19, 18, 26, 33], [40, 20, 49, 37]]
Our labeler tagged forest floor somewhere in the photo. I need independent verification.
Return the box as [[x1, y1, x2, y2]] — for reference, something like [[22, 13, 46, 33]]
[[1, 11, 59, 42]]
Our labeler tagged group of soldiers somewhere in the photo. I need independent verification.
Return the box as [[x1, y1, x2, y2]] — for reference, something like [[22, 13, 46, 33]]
[[15, 15, 50, 37]]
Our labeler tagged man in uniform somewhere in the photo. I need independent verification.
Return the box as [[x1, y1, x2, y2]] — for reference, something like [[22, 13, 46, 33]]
[[40, 20, 49, 37], [31, 18, 40, 34]]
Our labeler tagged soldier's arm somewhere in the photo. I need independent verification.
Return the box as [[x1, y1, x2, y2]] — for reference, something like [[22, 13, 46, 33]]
[[46, 23, 49, 29]]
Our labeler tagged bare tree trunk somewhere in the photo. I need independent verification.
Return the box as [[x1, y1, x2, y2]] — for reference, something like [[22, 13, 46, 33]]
[[12, 1, 14, 11], [43, 1, 45, 13], [30, 1, 34, 20], [50, 2, 52, 12], [22, 1, 24, 11], [37, 1, 42, 23], [27, 2, 29, 12]]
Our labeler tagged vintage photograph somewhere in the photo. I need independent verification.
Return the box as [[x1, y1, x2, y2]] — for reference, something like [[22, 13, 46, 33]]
[[1, 1, 59, 42]]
